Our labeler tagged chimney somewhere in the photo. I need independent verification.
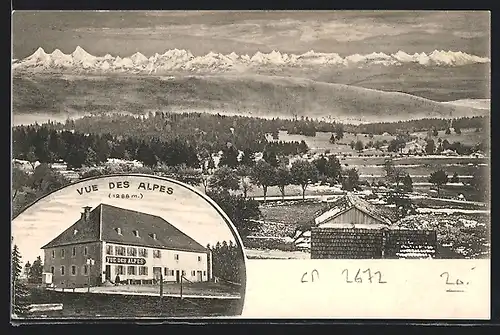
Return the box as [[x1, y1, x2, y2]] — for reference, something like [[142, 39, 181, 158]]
[[82, 206, 92, 221]]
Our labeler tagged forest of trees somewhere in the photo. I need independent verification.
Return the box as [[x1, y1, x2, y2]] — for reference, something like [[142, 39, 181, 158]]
[[351, 116, 486, 135], [12, 112, 487, 173], [207, 241, 244, 284], [12, 125, 309, 171], [22, 112, 486, 149], [40, 112, 328, 153]]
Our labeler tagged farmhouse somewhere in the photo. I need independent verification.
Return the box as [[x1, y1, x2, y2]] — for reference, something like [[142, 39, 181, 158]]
[[310, 193, 437, 259], [41, 204, 212, 288], [314, 193, 399, 229]]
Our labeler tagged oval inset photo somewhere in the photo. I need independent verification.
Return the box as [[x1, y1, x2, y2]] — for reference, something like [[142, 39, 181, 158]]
[[11, 174, 246, 319]]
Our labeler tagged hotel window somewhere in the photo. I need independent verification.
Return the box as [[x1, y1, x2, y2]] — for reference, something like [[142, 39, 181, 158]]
[[139, 248, 148, 257], [174, 254, 179, 260], [61, 249, 65, 258], [83, 265, 88, 275], [182, 270, 186, 276], [203, 271, 206, 276], [115, 265, 124, 275], [191, 270, 196, 276], [153, 250, 161, 258], [170, 270, 174, 276], [50, 266, 55, 275], [133, 230, 140, 238], [84, 247, 88, 256], [72, 247, 76, 257], [116, 246, 126, 256], [61, 266, 65, 276], [197, 256, 201, 262], [127, 247, 137, 257], [139, 267, 148, 276], [106, 245, 113, 255], [116, 227, 122, 235], [71, 265, 77, 276], [127, 266, 136, 275], [51, 250, 55, 259]]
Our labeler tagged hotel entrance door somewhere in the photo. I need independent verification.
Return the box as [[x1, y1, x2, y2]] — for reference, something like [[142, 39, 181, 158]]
[[153, 267, 162, 282], [105, 265, 111, 281]]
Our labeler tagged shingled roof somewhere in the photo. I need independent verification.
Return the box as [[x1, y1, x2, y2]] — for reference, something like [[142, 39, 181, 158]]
[[314, 193, 399, 227], [41, 204, 207, 253]]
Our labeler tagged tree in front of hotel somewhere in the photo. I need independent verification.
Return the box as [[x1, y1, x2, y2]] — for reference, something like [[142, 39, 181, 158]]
[[28, 256, 43, 284], [11, 243, 29, 317]]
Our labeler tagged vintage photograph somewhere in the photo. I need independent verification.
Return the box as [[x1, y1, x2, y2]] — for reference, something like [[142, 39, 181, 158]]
[[11, 175, 246, 318], [11, 10, 490, 315]]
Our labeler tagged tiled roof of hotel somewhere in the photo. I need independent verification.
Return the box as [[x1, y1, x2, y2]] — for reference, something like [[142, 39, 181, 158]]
[[42, 204, 207, 253]]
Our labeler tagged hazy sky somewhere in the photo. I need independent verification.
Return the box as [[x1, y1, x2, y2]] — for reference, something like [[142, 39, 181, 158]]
[[12, 175, 238, 263], [12, 11, 490, 59]]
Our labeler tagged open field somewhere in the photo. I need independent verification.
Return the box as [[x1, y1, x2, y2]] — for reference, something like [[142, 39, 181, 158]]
[[89, 282, 241, 298], [275, 129, 486, 154], [22, 285, 243, 318], [12, 74, 487, 123], [412, 128, 488, 146], [259, 201, 326, 230]]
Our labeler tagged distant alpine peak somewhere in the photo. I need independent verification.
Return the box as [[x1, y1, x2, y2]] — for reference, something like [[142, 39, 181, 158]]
[[51, 49, 65, 56], [72, 46, 97, 61], [12, 47, 491, 74], [34, 47, 47, 55]]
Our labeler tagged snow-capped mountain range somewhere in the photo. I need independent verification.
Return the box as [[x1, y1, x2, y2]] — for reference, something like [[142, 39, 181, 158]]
[[12, 46, 490, 74]]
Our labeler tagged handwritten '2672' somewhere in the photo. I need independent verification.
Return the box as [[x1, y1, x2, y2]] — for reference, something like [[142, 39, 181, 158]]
[[300, 269, 386, 284]]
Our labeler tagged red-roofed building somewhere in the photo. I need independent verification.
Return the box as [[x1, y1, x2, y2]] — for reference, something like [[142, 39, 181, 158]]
[[41, 204, 212, 288]]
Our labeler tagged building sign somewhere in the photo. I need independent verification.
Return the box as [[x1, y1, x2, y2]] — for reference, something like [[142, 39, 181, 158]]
[[106, 256, 146, 265]]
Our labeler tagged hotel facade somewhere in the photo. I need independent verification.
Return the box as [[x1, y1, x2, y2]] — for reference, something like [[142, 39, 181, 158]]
[[41, 204, 212, 288]]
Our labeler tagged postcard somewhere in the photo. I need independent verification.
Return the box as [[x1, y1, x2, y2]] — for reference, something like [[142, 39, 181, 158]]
[[11, 10, 490, 321]]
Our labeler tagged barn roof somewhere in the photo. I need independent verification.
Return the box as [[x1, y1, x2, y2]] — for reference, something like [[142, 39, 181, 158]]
[[41, 204, 207, 253], [314, 193, 399, 226]]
